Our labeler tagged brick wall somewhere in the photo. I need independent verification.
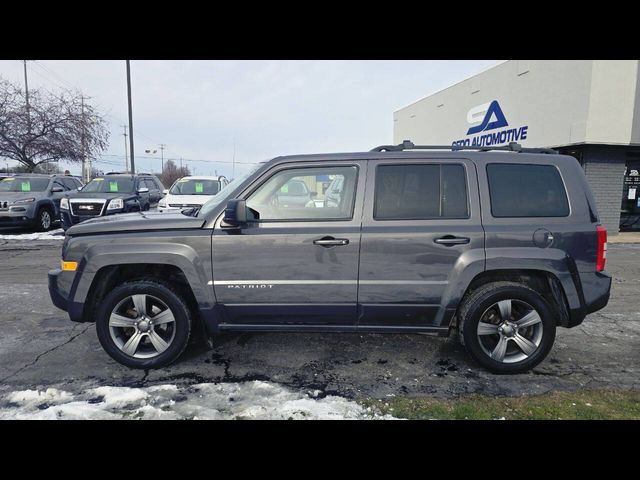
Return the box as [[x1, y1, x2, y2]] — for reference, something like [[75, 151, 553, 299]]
[[582, 147, 626, 234]]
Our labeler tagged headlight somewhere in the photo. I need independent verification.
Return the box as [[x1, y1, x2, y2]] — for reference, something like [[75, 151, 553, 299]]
[[107, 198, 124, 210], [13, 198, 35, 205], [60, 198, 69, 210]]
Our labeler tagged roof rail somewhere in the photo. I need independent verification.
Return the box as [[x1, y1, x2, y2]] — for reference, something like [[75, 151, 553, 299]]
[[370, 140, 557, 154]]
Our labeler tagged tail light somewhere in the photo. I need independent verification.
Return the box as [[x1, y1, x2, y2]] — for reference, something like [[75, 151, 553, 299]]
[[596, 224, 607, 272]]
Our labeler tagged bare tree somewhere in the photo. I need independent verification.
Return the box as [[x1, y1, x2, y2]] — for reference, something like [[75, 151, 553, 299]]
[[0, 77, 109, 172], [159, 159, 190, 188]]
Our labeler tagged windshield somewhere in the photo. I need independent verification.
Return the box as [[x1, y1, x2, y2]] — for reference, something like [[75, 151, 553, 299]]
[[0, 177, 50, 192], [197, 163, 263, 218], [82, 177, 135, 193], [170, 178, 220, 196]]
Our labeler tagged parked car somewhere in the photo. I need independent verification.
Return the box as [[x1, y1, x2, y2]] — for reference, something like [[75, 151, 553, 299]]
[[158, 175, 228, 213], [48, 141, 611, 373], [272, 178, 317, 208], [0, 173, 83, 231], [60, 173, 164, 230]]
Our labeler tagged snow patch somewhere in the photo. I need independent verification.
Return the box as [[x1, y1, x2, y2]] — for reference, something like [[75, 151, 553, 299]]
[[0, 381, 395, 420], [0, 228, 64, 241]]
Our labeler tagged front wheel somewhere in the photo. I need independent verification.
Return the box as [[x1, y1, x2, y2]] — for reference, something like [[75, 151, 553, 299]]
[[95, 280, 192, 369], [34, 207, 52, 232], [458, 281, 556, 374]]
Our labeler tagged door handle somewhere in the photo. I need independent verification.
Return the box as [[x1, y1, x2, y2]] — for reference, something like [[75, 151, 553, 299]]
[[313, 237, 349, 247], [434, 236, 470, 246]]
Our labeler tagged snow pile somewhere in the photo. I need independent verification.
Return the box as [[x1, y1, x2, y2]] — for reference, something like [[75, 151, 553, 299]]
[[0, 228, 64, 241], [0, 381, 395, 420]]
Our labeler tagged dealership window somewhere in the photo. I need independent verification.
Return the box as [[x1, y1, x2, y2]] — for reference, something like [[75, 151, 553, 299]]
[[487, 163, 569, 217], [374, 164, 468, 220]]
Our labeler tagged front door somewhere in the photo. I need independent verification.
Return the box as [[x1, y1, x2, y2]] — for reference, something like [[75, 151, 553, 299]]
[[211, 161, 366, 326], [357, 158, 484, 328]]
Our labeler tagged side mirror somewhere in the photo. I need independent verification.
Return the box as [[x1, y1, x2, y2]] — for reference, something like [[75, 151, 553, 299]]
[[138, 187, 149, 193], [51, 187, 64, 193], [222, 199, 247, 228], [163, 189, 169, 195]]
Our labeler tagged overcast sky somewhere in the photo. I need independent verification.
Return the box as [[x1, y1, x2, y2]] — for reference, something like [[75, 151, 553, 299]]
[[0, 60, 503, 178]]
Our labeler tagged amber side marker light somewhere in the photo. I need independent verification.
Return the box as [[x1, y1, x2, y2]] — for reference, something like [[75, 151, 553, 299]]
[[61, 260, 78, 272]]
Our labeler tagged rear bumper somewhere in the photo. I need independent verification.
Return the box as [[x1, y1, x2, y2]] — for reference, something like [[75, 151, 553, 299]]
[[582, 271, 612, 314], [566, 271, 612, 327]]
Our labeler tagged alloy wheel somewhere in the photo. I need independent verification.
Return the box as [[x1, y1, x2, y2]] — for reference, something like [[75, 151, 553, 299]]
[[108, 294, 176, 359], [476, 299, 544, 364]]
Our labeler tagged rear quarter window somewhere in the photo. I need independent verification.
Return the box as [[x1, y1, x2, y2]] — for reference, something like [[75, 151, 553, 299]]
[[487, 163, 569, 217]]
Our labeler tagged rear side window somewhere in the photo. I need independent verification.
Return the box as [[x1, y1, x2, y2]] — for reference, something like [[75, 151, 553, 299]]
[[487, 163, 569, 217], [374, 164, 468, 220]]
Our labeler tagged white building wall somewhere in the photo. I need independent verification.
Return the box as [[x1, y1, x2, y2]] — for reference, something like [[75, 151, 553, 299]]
[[394, 60, 640, 148]]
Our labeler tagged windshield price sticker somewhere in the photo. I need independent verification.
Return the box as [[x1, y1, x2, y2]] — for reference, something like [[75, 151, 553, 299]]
[[109, 181, 118, 192], [195, 182, 204, 193], [21, 181, 31, 192]]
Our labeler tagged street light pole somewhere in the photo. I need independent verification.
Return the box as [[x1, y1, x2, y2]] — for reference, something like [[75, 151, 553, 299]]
[[126, 60, 135, 174]]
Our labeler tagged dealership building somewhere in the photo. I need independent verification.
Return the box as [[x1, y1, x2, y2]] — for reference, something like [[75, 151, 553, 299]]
[[394, 60, 640, 234]]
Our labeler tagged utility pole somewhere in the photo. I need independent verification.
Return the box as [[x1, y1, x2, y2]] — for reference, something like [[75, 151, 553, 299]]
[[23, 60, 30, 118], [81, 96, 87, 182], [232, 137, 236, 178], [159, 144, 166, 172], [180, 157, 183, 170], [121, 125, 129, 173], [126, 60, 135, 174]]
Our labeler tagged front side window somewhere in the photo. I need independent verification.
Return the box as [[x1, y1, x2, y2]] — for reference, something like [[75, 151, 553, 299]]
[[374, 164, 469, 220], [81, 177, 135, 193], [487, 163, 569, 217], [246, 166, 358, 221]]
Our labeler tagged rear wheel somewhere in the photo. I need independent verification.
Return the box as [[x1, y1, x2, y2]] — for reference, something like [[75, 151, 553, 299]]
[[458, 281, 556, 374], [95, 279, 192, 369]]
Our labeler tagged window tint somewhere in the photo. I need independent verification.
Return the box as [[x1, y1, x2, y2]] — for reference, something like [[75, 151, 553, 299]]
[[374, 164, 468, 220], [53, 180, 68, 190], [487, 164, 569, 217], [246, 166, 358, 221], [62, 178, 77, 190]]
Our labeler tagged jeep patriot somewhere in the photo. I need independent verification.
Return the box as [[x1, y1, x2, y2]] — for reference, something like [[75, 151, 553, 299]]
[[48, 142, 612, 373]]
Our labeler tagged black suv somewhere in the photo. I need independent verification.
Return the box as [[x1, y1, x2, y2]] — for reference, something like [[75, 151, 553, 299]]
[[60, 173, 165, 230], [0, 173, 83, 231], [48, 142, 611, 373]]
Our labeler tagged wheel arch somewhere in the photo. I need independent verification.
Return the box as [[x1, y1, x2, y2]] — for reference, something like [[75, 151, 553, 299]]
[[453, 269, 571, 327]]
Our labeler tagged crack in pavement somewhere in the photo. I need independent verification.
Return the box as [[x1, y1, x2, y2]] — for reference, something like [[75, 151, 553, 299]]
[[0, 324, 92, 383]]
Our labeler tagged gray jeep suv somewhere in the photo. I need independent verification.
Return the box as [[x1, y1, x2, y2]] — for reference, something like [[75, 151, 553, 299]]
[[0, 174, 83, 231], [48, 142, 611, 373]]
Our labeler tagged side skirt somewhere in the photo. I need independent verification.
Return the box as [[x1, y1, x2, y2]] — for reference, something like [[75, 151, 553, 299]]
[[217, 323, 450, 336]]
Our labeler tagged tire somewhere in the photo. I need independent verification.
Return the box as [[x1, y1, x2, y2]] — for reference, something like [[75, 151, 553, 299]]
[[458, 281, 556, 374], [95, 279, 192, 369], [34, 207, 52, 232]]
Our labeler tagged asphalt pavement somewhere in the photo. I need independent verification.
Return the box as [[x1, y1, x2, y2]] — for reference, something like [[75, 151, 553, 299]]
[[0, 231, 638, 401]]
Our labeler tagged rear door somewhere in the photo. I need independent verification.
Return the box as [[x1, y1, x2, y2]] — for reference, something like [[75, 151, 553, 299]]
[[357, 158, 484, 329]]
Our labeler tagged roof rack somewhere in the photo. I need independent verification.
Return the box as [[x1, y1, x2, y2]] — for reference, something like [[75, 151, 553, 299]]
[[370, 140, 557, 155]]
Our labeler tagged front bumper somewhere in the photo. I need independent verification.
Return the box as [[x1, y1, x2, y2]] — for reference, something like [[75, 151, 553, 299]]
[[48, 268, 84, 322], [0, 205, 36, 225]]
